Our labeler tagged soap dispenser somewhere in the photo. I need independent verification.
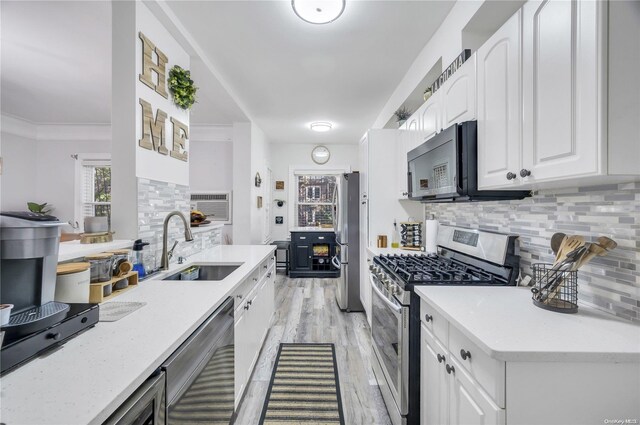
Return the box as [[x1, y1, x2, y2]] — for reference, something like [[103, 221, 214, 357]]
[[132, 239, 150, 278]]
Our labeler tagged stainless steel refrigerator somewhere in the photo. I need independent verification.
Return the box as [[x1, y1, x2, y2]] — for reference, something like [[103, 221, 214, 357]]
[[332, 172, 363, 312]]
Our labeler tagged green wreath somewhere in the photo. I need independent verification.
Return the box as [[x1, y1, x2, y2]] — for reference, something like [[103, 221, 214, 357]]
[[168, 65, 197, 109]]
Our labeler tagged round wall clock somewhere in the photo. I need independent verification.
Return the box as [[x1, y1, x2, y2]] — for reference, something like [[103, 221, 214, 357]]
[[311, 146, 331, 165]]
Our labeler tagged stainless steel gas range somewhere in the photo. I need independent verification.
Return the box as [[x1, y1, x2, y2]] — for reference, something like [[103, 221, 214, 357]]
[[369, 226, 521, 425]]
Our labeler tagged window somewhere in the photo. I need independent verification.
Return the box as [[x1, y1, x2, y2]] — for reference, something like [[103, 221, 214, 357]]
[[296, 175, 336, 227], [75, 155, 111, 229]]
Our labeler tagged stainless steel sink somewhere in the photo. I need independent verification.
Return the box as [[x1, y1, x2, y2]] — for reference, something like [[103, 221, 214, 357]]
[[162, 264, 241, 281]]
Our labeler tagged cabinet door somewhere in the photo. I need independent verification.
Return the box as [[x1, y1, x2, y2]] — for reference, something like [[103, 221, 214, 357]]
[[405, 114, 422, 153], [477, 10, 523, 190], [521, 0, 603, 182], [421, 325, 449, 425], [359, 136, 371, 325], [234, 304, 250, 406], [448, 357, 504, 425], [441, 55, 477, 128], [397, 130, 410, 198], [294, 244, 310, 270], [421, 90, 442, 142]]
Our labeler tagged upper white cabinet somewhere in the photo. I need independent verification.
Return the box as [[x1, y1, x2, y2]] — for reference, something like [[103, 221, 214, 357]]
[[477, 10, 523, 189], [521, 0, 602, 182], [441, 55, 477, 129], [478, 0, 639, 190], [421, 90, 442, 144]]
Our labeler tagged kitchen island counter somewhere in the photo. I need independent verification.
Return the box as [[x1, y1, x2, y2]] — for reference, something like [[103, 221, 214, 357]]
[[0, 244, 275, 425]]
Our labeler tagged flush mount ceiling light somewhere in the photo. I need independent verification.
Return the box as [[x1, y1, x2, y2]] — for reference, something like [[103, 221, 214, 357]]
[[310, 122, 333, 132], [292, 0, 346, 25]]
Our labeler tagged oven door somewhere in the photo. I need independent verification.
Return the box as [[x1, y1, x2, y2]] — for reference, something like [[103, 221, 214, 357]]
[[370, 274, 409, 419]]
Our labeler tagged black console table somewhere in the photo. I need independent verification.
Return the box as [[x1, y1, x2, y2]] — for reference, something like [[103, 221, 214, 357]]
[[289, 231, 340, 278]]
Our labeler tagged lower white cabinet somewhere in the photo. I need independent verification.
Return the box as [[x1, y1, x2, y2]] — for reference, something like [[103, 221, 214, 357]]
[[419, 297, 640, 425], [421, 324, 504, 425], [234, 257, 275, 408]]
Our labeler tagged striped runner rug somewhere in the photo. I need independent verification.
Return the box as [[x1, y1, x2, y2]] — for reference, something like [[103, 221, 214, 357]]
[[259, 343, 345, 425]]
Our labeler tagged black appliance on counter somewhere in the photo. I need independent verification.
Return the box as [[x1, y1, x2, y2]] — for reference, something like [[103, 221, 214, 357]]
[[407, 121, 531, 202], [369, 225, 520, 425], [0, 212, 99, 375]]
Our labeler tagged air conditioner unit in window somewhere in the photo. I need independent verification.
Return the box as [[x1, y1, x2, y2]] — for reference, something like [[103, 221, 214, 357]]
[[190, 192, 232, 224]]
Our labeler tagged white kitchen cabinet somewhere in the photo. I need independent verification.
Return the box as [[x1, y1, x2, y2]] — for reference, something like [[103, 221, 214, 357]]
[[420, 90, 442, 145], [477, 0, 639, 190], [421, 324, 504, 425], [234, 259, 275, 408], [521, 0, 602, 182], [419, 292, 639, 425], [421, 325, 449, 425], [477, 10, 523, 190], [441, 55, 476, 129]]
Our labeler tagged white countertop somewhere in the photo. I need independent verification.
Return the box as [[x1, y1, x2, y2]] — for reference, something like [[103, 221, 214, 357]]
[[58, 240, 134, 262], [289, 226, 335, 232], [189, 222, 224, 234], [414, 286, 640, 362], [0, 244, 275, 425]]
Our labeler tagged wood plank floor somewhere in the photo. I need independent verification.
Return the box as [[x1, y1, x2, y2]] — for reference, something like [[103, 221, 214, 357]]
[[234, 273, 392, 425]]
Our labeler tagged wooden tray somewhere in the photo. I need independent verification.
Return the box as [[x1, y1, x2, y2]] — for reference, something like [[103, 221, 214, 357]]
[[89, 271, 139, 303]]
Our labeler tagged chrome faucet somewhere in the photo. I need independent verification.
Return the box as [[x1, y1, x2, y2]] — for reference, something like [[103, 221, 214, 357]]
[[161, 211, 193, 270]]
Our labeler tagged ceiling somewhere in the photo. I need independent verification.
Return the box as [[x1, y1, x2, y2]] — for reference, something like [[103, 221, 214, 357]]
[[166, 0, 455, 143], [1, 1, 111, 124], [1, 0, 456, 144]]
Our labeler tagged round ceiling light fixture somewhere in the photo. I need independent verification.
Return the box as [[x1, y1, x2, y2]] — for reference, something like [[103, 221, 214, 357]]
[[292, 0, 346, 25], [310, 121, 333, 132]]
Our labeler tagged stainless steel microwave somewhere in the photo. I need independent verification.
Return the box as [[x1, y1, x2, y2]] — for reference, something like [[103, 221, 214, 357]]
[[407, 121, 531, 202]]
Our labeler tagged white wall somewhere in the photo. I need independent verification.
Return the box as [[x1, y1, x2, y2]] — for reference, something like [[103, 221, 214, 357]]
[[373, 1, 484, 128], [36, 140, 111, 225], [134, 1, 190, 186], [268, 143, 359, 241], [189, 127, 233, 243], [0, 132, 37, 211]]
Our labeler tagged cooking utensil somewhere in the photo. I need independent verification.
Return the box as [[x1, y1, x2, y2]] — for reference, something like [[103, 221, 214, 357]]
[[597, 236, 617, 251], [550, 232, 566, 256], [554, 235, 585, 265], [532, 245, 586, 301]]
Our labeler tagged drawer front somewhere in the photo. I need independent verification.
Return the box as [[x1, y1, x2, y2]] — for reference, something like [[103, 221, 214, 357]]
[[292, 233, 309, 243], [449, 325, 505, 407], [420, 298, 447, 345]]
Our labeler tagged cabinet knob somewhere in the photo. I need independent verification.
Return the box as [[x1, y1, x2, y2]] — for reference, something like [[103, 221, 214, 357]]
[[402, 192, 408, 196], [424, 314, 433, 322], [506, 172, 517, 181], [253, 277, 258, 282], [437, 354, 445, 363], [244, 304, 250, 310], [263, 264, 268, 269], [247, 300, 252, 306], [460, 349, 471, 361], [47, 332, 62, 341], [267, 272, 272, 278], [446, 364, 455, 375], [519, 169, 531, 178]]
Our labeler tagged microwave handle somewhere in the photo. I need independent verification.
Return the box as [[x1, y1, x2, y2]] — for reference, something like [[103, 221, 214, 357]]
[[407, 171, 413, 198]]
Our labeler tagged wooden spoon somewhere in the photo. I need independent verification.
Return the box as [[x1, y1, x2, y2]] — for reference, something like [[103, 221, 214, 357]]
[[553, 235, 585, 266], [597, 236, 617, 251], [551, 232, 566, 257]]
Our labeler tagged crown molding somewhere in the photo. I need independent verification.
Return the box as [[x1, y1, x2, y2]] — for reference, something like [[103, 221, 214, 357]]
[[1, 114, 111, 141], [190, 124, 233, 142]]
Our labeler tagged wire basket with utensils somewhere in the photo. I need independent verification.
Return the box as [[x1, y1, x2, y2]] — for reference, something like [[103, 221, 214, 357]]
[[531, 235, 618, 314], [531, 263, 579, 313]]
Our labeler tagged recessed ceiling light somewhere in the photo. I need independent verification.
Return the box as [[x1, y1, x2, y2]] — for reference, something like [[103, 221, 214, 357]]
[[310, 122, 333, 132], [292, 0, 346, 25]]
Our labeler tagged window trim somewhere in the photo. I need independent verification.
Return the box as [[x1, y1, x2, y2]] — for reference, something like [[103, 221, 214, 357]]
[[289, 167, 348, 228], [74, 153, 111, 230]]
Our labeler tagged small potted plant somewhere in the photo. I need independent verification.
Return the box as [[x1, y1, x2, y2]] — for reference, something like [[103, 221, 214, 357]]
[[168, 65, 198, 109], [27, 202, 53, 214], [394, 106, 411, 128], [423, 87, 433, 102]]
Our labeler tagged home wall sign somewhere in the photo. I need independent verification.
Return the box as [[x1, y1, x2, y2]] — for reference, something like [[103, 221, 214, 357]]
[[429, 49, 471, 95], [275, 216, 284, 224], [137, 32, 189, 162], [275, 181, 285, 190]]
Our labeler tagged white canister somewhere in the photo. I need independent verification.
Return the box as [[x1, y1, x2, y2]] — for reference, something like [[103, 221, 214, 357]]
[[425, 215, 439, 254], [55, 262, 91, 303]]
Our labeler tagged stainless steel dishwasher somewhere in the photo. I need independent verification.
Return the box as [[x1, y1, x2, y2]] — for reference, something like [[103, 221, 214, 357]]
[[162, 297, 234, 424]]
